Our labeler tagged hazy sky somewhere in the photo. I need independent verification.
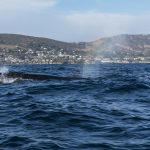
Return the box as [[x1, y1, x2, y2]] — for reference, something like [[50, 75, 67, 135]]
[[0, 0, 150, 42]]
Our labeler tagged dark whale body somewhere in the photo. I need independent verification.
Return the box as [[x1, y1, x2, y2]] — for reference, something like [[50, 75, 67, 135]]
[[0, 71, 83, 81]]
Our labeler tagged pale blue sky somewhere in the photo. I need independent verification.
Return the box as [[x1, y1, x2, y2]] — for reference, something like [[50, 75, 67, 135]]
[[56, 0, 150, 14], [0, 0, 150, 42]]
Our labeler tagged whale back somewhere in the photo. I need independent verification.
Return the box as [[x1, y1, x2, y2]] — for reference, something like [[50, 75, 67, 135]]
[[0, 71, 83, 80]]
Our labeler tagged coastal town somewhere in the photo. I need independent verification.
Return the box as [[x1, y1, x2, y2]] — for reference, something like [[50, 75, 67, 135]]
[[0, 45, 150, 64]]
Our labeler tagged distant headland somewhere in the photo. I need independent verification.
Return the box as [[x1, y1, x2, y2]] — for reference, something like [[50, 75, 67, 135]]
[[0, 33, 150, 64]]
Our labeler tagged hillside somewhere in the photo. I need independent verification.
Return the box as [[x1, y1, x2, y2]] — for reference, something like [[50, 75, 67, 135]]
[[0, 34, 86, 64], [0, 34, 150, 64], [88, 34, 150, 57], [0, 34, 85, 50]]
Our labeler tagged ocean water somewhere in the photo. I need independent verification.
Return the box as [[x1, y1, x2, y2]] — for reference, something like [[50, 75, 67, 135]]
[[0, 64, 149, 150]]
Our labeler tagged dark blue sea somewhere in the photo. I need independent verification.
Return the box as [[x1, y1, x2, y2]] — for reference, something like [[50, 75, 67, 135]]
[[0, 64, 150, 150]]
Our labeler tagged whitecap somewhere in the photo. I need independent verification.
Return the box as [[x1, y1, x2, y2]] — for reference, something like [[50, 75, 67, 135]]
[[0, 66, 17, 84]]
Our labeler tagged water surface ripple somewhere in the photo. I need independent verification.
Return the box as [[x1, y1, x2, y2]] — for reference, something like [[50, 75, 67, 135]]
[[0, 64, 150, 150]]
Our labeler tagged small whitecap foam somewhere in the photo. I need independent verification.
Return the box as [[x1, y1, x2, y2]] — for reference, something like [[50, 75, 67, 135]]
[[0, 66, 16, 84], [0, 76, 17, 84]]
